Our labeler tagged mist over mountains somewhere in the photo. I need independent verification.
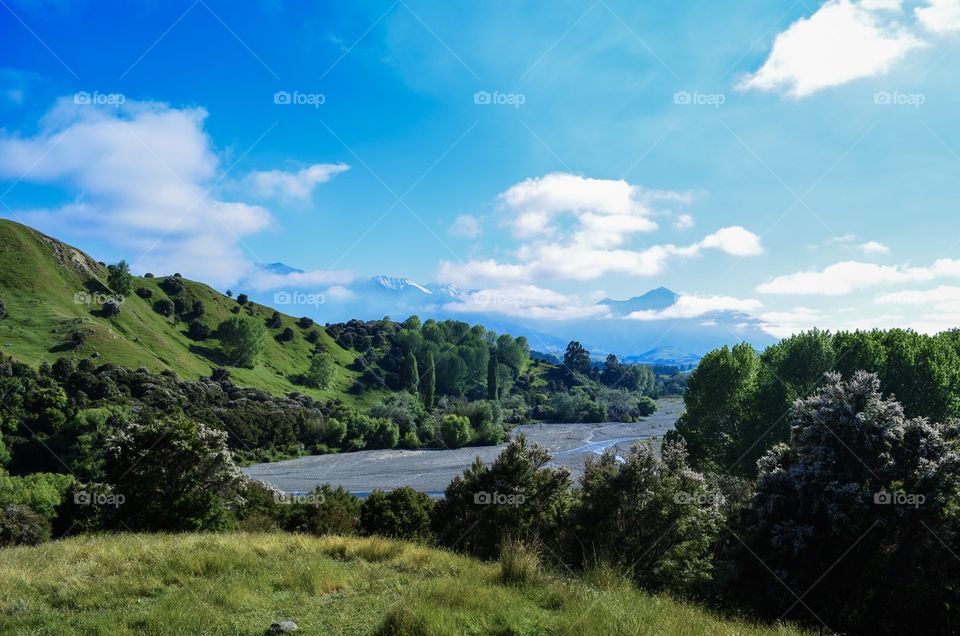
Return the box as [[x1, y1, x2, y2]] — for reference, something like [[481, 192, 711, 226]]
[[255, 266, 776, 365]]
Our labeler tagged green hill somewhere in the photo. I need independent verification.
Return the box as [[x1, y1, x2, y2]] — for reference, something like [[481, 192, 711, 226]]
[[0, 219, 382, 408], [0, 532, 809, 635]]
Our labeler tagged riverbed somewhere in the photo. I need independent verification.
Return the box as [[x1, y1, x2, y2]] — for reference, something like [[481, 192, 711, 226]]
[[243, 398, 684, 495]]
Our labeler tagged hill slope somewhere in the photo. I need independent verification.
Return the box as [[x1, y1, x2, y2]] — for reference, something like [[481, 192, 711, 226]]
[[0, 220, 381, 407], [0, 532, 810, 635]]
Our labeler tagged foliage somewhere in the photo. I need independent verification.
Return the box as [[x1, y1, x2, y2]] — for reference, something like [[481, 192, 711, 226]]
[[0, 504, 50, 547], [217, 316, 266, 368], [563, 341, 592, 374], [187, 319, 211, 340], [360, 487, 435, 541], [737, 372, 960, 633], [399, 352, 419, 393], [105, 414, 246, 531], [159, 276, 184, 296], [106, 260, 133, 296], [153, 298, 174, 317], [433, 435, 573, 560], [304, 351, 335, 389], [439, 414, 472, 449], [573, 439, 724, 597]]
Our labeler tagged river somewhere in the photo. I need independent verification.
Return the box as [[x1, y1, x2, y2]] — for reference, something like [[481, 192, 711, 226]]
[[243, 398, 684, 495]]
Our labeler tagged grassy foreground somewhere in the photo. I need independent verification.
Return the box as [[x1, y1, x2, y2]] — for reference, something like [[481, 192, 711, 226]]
[[0, 533, 808, 635]]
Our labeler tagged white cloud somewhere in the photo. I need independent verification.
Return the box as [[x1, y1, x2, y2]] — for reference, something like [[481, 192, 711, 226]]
[[674, 213, 694, 230], [627, 294, 763, 321], [245, 163, 349, 202], [760, 307, 827, 337], [738, 0, 924, 97], [0, 98, 342, 288], [916, 0, 960, 34], [757, 258, 960, 295], [859, 240, 890, 254], [438, 174, 761, 287], [449, 213, 482, 238], [243, 268, 356, 292], [441, 284, 610, 321]]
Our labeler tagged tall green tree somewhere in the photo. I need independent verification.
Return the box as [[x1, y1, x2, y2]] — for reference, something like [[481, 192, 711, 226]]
[[304, 351, 335, 389], [400, 352, 419, 393], [487, 351, 499, 400], [420, 351, 436, 409], [563, 341, 592, 374], [216, 316, 266, 368], [106, 260, 133, 296]]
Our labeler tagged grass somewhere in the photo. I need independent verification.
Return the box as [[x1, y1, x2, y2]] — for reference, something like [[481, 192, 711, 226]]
[[0, 219, 385, 409], [0, 532, 813, 635]]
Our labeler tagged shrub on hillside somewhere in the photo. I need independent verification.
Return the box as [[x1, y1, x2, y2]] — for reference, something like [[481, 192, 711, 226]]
[[360, 487, 435, 541], [216, 316, 266, 368], [572, 439, 724, 597], [135, 287, 153, 299], [236, 293, 248, 305], [106, 260, 133, 296], [159, 277, 183, 296], [105, 414, 245, 532], [432, 435, 573, 559], [284, 484, 361, 536], [0, 298, 6, 319], [277, 327, 295, 342], [101, 299, 121, 317], [304, 351, 335, 389], [298, 317, 314, 329], [0, 504, 50, 547], [737, 372, 960, 633], [153, 299, 174, 317], [187, 320, 211, 341]]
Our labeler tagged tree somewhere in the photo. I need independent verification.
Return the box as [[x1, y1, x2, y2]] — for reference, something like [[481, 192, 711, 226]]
[[741, 372, 960, 633], [487, 351, 499, 400], [668, 343, 760, 476], [187, 320, 211, 341], [236, 293, 248, 305], [432, 435, 573, 559], [400, 352, 419, 393], [420, 352, 436, 409], [304, 351, 335, 389], [153, 299, 174, 317], [573, 439, 724, 596], [217, 316, 266, 368], [563, 341, 592, 374], [439, 414, 472, 449], [360, 487, 435, 541], [267, 311, 282, 329], [106, 260, 133, 296], [105, 415, 245, 531]]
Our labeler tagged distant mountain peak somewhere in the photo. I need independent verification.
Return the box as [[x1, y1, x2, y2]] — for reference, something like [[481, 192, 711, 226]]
[[599, 287, 679, 315], [370, 275, 433, 295], [259, 262, 304, 275]]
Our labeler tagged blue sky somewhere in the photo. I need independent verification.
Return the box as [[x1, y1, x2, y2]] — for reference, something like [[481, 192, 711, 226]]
[[1, 0, 960, 335]]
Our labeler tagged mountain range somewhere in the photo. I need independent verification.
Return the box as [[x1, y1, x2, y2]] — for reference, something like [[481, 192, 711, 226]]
[[254, 267, 776, 365]]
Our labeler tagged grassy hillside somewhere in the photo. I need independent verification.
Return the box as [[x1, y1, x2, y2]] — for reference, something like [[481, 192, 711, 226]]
[[0, 219, 384, 408], [0, 532, 809, 635]]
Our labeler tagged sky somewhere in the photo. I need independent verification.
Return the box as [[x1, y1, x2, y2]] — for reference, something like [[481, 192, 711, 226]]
[[1, 0, 959, 336]]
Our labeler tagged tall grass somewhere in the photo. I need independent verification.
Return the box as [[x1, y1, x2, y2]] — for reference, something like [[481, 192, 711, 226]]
[[0, 532, 812, 635]]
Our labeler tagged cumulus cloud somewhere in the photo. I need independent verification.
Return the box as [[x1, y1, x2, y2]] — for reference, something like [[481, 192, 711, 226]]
[[760, 306, 828, 337], [449, 213, 482, 238], [441, 284, 611, 321], [245, 163, 348, 202], [757, 258, 960, 295], [860, 240, 890, 254], [243, 268, 357, 292], [627, 294, 763, 321], [738, 0, 924, 97], [674, 213, 694, 230], [0, 98, 344, 288], [916, 0, 960, 34], [437, 173, 760, 287]]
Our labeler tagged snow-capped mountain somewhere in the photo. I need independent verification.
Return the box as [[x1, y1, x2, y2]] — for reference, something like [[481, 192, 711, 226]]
[[249, 266, 775, 364]]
